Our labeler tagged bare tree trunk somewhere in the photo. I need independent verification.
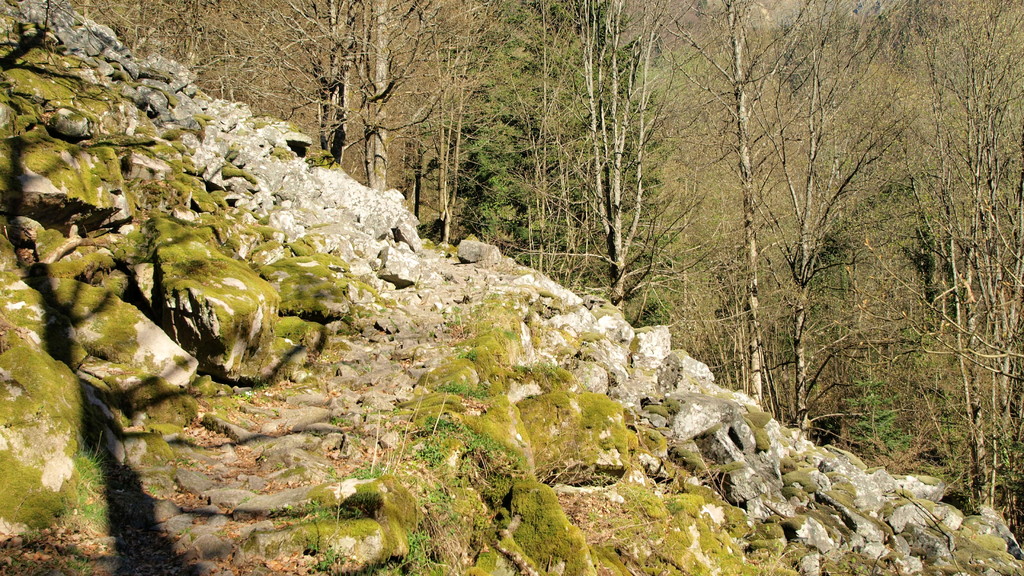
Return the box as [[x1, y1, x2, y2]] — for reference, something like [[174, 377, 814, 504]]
[[578, 0, 663, 306], [762, 0, 899, 430], [793, 289, 810, 430], [361, 0, 393, 190], [727, 0, 767, 408]]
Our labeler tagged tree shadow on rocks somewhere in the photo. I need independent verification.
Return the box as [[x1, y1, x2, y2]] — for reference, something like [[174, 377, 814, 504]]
[[0, 8, 198, 574], [28, 258, 196, 576]]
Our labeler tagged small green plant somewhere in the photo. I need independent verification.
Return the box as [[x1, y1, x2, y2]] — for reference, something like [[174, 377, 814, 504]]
[[234, 388, 255, 399], [350, 465, 385, 480], [313, 546, 341, 572], [401, 530, 437, 573]]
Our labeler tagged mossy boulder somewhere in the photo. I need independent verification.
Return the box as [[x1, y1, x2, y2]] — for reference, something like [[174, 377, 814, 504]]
[[276, 316, 326, 353], [149, 217, 280, 381], [968, 532, 1010, 556], [260, 254, 374, 323], [242, 518, 389, 566], [782, 469, 821, 494], [519, 390, 632, 485], [463, 395, 531, 470], [45, 106, 92, 141], [305, 475, 419, 563], [0, 334, 82, 535], [780, 514, 839, 554], [505, 480, 597, 576], [398, 392, 468, 426], [0, 127, 129, 230], [1, 44, 128, 123], [0, 271, 85, 364], [28, 276, 198, 387], [78, 359, 198, 427], [419, 358, 482, 398], [39, 246, 117, 282]]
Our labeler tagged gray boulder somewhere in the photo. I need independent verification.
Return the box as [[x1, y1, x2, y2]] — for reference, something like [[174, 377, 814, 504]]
[[458, 240, 502, 265], [886, 501, 933, 534], [658, 350, 717, 395], [512, 272, 584, 309], [666, 393, 746, 443], [816, 454, 889, 513], [595, 311, 635, 345], [784, 515, 838, 555], [632, 326, 672, 370], [139, 54, 197, 94], [46, 107, 92, 140], [902, 524, 954, 562], [896, 474, 947, 503], [122, 152, 172, 181], [665, 392, 784, 511], [571, 361, 610, 395], [393, 221, 422, 252], [378, 245, 421, 288]]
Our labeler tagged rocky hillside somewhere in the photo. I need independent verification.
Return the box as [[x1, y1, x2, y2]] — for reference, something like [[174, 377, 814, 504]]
[[1, 1, 1022, 575]]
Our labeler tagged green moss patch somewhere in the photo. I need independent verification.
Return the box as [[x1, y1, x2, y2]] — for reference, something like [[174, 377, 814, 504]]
[[519, 391, 632, 485], [420, 358, 483, 398], [221, 165, 258, 186], [2, 47, 126, 119], [259, 255, 376, 323], [506, 480, 597, 576], [276, 316, 326, 353], [307, 475, 419, 562], [398, 393, 468, 426], [782, 469, 821, 493], [0, 127, 127, 229], [148, 216, 280, 380], [0, 271, 86, 364], [413, 415, 524, 494], [463, 396, 530, 470], [27, 276, 197, 387], [42, 247, 116, 282], [0, 335, 82, 531]]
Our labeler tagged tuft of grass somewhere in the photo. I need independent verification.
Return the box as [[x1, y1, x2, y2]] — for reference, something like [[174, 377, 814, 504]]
[[436, 379, 489, 399], [65, 450, 109, 534]]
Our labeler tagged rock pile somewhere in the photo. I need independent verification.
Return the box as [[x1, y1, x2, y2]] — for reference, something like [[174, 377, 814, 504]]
[[0, 1, 1022, 575]]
